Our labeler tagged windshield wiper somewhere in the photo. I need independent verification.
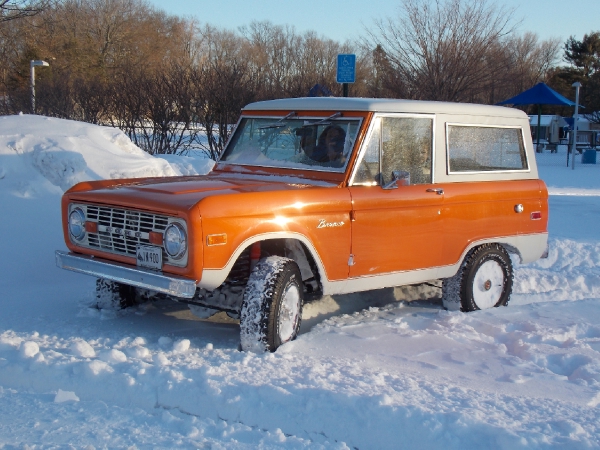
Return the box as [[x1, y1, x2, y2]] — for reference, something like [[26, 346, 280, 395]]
[[258, 112, 297, 130], [299, 112, 342, 128]]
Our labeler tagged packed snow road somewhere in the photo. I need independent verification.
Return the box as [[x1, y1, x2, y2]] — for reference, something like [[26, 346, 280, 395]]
[[0, 115, 599, 448]]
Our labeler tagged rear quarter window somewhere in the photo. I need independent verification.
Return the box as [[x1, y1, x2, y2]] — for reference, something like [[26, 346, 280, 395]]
[[447, 125, 528, 173]]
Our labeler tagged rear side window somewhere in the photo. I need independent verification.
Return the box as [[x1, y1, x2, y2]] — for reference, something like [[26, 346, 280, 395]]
[[447, 125, 528, 173]]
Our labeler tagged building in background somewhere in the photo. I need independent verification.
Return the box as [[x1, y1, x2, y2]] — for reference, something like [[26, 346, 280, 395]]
[[529, 115, 600, 151], [529, 115, 568, 145]]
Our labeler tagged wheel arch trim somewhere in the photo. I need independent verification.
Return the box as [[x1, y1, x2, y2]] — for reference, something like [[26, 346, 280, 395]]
[[439, 233, 547, 279], [199, 232, 329, 290]]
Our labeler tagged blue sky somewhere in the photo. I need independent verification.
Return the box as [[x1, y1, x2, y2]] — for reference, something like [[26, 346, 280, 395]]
[[147, 0, 599, 45]]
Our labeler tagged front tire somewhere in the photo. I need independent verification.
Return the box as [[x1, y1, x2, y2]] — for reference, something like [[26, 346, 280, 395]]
[[239, 257, 304, 352], [95, 279, 153, 309], [442, 244, 513, 312]]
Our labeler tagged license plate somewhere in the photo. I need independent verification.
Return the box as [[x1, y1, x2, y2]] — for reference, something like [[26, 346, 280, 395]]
[[136, 245, 163, 270]]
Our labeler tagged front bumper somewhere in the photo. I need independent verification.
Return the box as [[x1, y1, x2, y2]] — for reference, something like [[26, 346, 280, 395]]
[[55, 250, 197, 298]]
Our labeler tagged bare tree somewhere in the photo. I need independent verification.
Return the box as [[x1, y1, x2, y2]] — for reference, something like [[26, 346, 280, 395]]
[[105, 64, 198, 155], [190, 26, 255, 159], [241, 21, 365, 99], [36, 71, 76, 118], [72, 76, 111, 124], [3, 0, 564, 159], [0, 0, 50, 22], [141, 66, 198, 155], [365, 0, 517, 102]]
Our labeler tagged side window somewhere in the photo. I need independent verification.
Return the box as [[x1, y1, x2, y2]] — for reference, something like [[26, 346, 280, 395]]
[[353, 116, 433, 186], [354, 118, 381, 185], [447, 125, 528, 172], [380, 117, 433, 186]]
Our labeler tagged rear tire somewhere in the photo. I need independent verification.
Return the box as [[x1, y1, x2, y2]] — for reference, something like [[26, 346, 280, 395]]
[[442, 244, 513, 312], [239, 257, 304, 352]]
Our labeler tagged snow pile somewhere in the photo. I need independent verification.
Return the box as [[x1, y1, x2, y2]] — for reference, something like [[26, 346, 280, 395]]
[[0, 116, 600, 448], [158, 153, 215, 176], [513, 239, 600, 304], [0, 114, 175, 195], [0, 114, 212, 197]]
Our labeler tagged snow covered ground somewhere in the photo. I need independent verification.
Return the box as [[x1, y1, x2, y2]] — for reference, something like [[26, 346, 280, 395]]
[[1, 114, 600, 448]]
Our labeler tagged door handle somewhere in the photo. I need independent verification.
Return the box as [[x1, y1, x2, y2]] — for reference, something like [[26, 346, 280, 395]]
[[426, 188, 444, 195]]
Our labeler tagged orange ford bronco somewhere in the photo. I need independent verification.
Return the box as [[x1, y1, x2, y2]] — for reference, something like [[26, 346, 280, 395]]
[[56, 98, 548, 352]]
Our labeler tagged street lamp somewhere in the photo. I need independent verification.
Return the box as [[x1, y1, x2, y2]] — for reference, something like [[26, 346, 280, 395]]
[[30, 60, 49, 114], [571, 81, 581, 170]]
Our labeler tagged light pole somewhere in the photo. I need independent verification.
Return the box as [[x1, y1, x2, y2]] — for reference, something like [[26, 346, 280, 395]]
[[30, 60, 49, 114], [571, 81, 581, 170]]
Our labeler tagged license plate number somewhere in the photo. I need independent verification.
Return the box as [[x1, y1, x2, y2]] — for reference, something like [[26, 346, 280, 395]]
[[136, 245, 163, 270]]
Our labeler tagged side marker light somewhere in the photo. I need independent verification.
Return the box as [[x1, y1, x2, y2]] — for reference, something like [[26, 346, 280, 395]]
[[531, 211, 542, 220], [207, 234, 227, 246]]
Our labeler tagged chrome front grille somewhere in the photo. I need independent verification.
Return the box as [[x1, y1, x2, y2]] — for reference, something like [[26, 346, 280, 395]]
[[85, 205, 169, 257]]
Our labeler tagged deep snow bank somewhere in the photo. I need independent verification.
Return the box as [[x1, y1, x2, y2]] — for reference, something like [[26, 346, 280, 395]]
[[0, 114, 213, 196]]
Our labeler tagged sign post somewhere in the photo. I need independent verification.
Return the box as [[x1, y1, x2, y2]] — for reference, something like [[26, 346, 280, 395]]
[[336, 54, 356, 97], [571, 82, 581, 170], [30, 60, 49, 114]]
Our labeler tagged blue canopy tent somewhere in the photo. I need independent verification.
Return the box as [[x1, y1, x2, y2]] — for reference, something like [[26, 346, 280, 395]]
[[308, 84, 332, 97], [497, 83, 577, 152]]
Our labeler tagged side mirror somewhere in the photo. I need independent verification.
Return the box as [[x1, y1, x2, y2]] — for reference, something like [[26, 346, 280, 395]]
[[382, 171, 410, 190]]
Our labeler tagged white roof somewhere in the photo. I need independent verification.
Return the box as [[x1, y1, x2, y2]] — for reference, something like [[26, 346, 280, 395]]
[[243, 97, 528, 119]]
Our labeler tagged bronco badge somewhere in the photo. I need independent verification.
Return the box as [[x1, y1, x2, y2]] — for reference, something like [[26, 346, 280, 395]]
[[317, 219, 345, 228]]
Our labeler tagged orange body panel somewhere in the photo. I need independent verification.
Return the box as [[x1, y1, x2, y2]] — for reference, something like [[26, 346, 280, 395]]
[[440, 179, 549, 265], [349, 184, 443, 276], [346, 179, 547, 276], [199, 187, 352, 281]]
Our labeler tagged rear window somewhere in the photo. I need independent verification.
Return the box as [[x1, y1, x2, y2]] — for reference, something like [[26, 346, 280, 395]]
[[447, 125, 528, 173]]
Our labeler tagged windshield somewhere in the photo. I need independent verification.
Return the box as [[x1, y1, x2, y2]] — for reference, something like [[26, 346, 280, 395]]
[[220, 116, 361, 172]]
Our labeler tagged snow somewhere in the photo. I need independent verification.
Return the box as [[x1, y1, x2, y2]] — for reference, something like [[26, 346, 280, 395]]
[[1, 114, 600, 448], [54, 389, 80, 403]]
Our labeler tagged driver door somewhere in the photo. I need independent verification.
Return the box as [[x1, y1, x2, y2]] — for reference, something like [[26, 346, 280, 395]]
[[348, 115, 443, 277]]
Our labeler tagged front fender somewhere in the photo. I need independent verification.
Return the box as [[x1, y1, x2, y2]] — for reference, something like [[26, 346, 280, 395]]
[[197, 188, 352, 289]]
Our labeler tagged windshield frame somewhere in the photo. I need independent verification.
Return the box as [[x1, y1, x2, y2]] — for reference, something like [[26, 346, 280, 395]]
[[217, 113, 364, 174]]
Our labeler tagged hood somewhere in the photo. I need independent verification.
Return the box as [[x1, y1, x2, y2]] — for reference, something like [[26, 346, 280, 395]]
[[65, 173, 335, 214]]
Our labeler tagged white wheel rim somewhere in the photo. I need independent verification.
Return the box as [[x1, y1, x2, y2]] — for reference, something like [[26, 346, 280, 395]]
[[278, 282, 301, 343], [472, 260, 504, 309]]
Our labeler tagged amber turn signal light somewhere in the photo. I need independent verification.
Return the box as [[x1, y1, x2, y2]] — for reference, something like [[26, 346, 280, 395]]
[[207, 234, 227, 246], [84, 221, 98, 233], [149, 231, 163, 245]]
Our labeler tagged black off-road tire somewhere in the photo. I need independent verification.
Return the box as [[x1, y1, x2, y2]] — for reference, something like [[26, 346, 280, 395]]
[[442, 244, 513, 312], [239, 257, 304, 352], [95, 279, 137, 310]]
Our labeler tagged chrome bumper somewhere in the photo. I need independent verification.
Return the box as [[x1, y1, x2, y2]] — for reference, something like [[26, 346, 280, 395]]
[[55, 250, 197, 298]]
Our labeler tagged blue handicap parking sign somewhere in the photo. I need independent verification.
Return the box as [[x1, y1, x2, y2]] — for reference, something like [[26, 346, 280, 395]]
[[337, 54, 356, 84]]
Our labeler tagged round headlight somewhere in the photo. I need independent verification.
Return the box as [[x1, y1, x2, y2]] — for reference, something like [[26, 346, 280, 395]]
[[68, 207, 86, 241], [164, 223, 187, 259]]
